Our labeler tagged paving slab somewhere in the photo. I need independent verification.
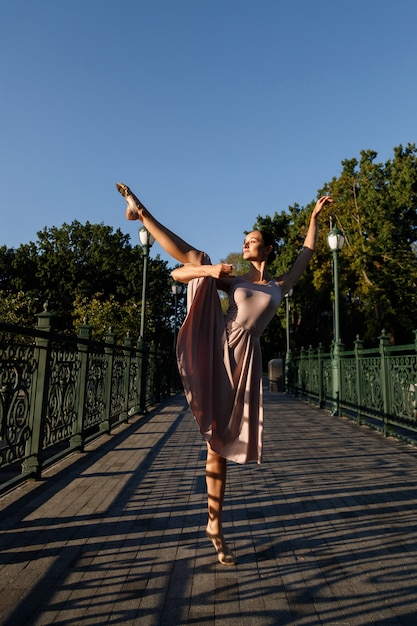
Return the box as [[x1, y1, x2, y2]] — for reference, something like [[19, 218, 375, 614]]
[[1, 391, 417, 625]]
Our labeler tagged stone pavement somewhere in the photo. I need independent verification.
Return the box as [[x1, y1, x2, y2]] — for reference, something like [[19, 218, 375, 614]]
[[1, 391, 417, 625]]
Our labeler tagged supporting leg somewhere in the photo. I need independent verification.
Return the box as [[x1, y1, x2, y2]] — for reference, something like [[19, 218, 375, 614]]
[[205, 444, 236, 564], [205, 444, 227, 537]]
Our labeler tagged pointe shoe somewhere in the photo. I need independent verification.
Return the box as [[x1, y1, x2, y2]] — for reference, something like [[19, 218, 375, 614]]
[[206, 531, 237, 566], [115, 182, 144, 221]]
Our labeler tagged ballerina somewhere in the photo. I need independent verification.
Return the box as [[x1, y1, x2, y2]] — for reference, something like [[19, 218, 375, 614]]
[[117, 182, 331, 565]]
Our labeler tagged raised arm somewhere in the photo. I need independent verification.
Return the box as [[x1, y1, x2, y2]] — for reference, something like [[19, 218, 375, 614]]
[[279, 195, 332, 295]]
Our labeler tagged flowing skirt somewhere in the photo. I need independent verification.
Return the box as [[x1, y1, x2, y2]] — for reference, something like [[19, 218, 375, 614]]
[[176, 276, 263, 464]]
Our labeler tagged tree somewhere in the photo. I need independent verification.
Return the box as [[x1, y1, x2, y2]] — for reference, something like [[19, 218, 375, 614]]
[[0, 290, 39, 325], [252, 144, 417, 352], [320, 144, 417, 345], [0, 221, 176, 344], [2, 144, 416, 351], [0, 246, 16, 290]]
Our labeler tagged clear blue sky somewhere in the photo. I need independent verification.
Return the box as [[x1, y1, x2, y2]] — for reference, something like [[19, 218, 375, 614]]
[[1, 0, 416, 266]]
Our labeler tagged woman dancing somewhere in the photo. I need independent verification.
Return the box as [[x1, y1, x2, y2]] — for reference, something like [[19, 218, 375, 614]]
[[116, 182, 331, 565]]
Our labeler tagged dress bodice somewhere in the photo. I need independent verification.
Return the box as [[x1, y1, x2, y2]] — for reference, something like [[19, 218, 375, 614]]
[[225, 277, 282, 337]]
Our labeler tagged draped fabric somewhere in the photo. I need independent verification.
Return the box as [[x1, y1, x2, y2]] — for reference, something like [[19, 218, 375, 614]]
[[176, 270, 281, 464]]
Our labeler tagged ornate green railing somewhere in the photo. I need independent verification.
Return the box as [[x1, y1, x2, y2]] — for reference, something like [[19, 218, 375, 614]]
[[0, 306, 174, 494], [287, 330, 417, 442]]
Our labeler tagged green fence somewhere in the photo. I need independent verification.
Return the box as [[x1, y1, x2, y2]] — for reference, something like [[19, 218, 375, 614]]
[[0, 306, 174, 495], [287, 330, 417, 442]]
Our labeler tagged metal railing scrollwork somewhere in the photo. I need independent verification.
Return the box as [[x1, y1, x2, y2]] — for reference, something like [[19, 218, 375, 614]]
[[286, 330, 417, 443], [0, 307, 175, 495]]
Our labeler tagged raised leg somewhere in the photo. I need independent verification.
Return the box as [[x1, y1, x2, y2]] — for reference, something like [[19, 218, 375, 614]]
[[116, 183, 204, 265]]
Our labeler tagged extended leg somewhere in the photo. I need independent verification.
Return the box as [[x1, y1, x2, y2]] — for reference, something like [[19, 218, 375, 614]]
[[116, 183, 204, 265]]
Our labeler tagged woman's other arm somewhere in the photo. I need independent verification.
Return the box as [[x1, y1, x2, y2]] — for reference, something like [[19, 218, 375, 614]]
[[279, 195, 332, 295]]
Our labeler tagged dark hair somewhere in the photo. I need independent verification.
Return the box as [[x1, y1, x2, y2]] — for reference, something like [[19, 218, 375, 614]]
[[259, 230, 277, 265]]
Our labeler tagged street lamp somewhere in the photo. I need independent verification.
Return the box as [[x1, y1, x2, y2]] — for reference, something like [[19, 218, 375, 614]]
[[138, 226, 155, 413], [138, 227, 155, 340], [327, 224, 345, 415], [284, 288, 293, 393]]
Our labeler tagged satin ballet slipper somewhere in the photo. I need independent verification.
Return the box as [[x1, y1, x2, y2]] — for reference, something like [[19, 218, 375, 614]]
[[206, 531, 237, 566], [116, 182, 146, 221]]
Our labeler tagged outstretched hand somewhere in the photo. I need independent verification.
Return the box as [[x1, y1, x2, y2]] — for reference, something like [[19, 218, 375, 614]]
[[312, 195, 333, 218]]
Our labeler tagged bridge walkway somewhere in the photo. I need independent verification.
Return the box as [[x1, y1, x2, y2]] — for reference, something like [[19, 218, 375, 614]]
[[1, 392, 417, 625]]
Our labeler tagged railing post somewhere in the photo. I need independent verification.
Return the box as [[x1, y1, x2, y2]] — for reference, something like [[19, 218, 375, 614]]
[[329, 336, 344, 417], [120, 333, 133, 424], [379, 329, 390, 435], [129, 338, 142, 416], [299, 347, 306, 399], [149, 342, 157, 403], [413, 330, 417, 420], [354, 335, 364, 425], [102, 328, 116, 434], [22, 304, 54, 479], [318, 343, 324, 408], [137, 337, 147, 414], [71, 317, 92, 451], [307, 345, 313, 402]]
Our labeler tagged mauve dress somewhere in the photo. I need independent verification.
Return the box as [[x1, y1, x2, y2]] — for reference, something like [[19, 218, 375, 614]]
[[176, 267, 282, 464]]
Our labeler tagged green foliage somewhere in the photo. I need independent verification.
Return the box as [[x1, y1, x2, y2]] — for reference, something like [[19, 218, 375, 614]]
[[72, 293, 141, 341], [0, 246, 16, 291], [1, 144, 416, 353], [321, 144, 417, 345], [253, 143, 417, 353], [0, 221, 176, 345], [0, 290, 40, 326]]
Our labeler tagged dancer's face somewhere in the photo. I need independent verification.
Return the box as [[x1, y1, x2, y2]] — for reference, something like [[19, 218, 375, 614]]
[[242, 231, 272, 262]]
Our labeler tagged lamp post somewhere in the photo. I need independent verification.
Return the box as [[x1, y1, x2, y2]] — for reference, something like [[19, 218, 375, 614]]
[[139, 227, 155, 340], [284, 288, 293, 393], [138, 226, 155, 413], [327, 225, 345, 415]]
